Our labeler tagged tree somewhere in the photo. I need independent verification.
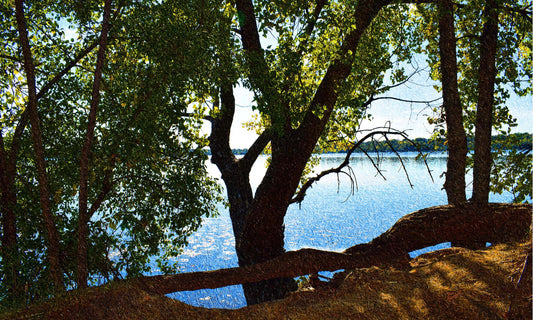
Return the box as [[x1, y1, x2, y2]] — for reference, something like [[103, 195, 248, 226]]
[[196, 0, 433, 304], [1, 0, 221, 306], [14, 0, 64, 294], [76, 0, 112, 289], [1, 1, 102, 302], [3, 0, 529, 309], [205, 0, 531, 303]]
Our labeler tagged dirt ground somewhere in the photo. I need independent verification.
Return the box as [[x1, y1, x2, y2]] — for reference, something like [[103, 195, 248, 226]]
[[3, 239, 531, 320]]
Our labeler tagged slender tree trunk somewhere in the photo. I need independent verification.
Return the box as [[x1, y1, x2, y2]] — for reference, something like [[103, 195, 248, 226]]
[[77, 0, 113, 288], [1, 15, 98, 300], [14, 0, 64, 293], [0, 135, 21, 302], [472, 0, 499, 204], [438, 0, 468, 205]]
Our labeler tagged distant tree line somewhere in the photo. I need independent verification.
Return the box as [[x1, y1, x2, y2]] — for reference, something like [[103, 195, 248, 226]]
[[211, 132, 532, 155], [348, 132, 532, 154]]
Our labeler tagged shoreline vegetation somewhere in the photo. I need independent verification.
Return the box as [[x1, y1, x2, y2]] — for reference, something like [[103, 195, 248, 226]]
[[215, 132, 532, 156]]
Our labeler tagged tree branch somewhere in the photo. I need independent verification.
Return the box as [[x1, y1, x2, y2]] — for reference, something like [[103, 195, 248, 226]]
[[295, 0, 328, 56], [383, 135, 413, 187], [291, 122, 435, 205], [87, 156, 117, 221], [501, 3, 532, 21], [209, 85, 237, 174], [77, 0, 113, 288], [36, 41, 99, 100], [291, 127, 407, 204], [15, 0, 64, 292], [0, 54, 22, 62], [298, 0, 390, 140], [370, 96, 442, 105], [240, 129, 271, 172]]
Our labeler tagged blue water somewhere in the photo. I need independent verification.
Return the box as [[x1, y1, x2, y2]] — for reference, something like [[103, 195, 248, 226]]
[[159, 152, 516, 309]]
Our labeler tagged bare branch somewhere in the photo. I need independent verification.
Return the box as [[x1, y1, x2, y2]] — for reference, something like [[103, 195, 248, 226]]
[[358, 146, 387, 181], [291, 124, 435, 205], [177, 111, 214, 122], [371, 96, 442, 105], [290, 127, 407, 205], [383, 135, 413, 188]]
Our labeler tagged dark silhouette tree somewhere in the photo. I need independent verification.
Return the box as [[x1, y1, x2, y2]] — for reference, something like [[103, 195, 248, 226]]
[[207, 0, 433, 304]]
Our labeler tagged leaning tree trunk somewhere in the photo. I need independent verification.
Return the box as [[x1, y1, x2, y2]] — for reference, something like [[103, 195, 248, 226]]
[[472, 0, 499, 205], [438, 0, 468, 205], [132, 203, 532, 296]]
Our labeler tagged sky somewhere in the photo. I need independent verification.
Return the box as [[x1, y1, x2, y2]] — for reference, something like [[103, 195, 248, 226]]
[[224, 78, 532, 149]]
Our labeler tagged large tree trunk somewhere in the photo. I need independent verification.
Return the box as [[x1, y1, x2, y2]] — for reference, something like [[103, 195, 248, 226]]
[[14, 0, 64, 293], [132, 203, 531, 295], [237, 134, 312, 304], [438, 0, 468, 205], [472, 0, 499, 204], [209, 83, 284, 304]]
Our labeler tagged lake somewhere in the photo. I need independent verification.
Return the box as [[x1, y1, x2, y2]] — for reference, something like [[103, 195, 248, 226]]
[[160, 152, 515, 309]]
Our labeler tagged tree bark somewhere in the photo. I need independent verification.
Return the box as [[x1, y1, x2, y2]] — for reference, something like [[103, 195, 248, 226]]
[[472, 0, 499, 204], [77, 0, 113, 289], [14, 0, 64, 293], [438, 0, 468, 205], [131, 203, 531, 296]]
